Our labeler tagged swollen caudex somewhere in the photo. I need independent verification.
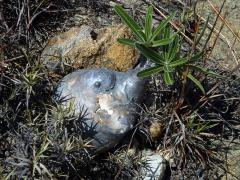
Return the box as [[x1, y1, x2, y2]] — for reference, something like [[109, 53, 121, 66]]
[[55, 67, 147, 152]]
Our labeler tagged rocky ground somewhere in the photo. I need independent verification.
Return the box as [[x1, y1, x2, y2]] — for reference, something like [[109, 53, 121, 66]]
[[0, 0, 239, 179], [196, 0, 240, 74], [196, 0, 240, 178]]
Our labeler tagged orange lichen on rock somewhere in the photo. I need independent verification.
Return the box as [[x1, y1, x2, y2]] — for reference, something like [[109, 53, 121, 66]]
[[42, 24, 139, 72]]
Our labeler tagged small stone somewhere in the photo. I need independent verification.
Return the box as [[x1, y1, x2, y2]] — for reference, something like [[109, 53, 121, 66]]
[[139, 150, 167, 180], [149, 121, 164, 141]]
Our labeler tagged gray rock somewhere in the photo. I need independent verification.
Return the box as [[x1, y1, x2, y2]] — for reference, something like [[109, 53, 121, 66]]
[[55, 66, 147, 153], [139, 150, 167, 180]]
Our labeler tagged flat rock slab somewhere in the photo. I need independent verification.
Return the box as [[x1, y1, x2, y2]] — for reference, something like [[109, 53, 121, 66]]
[[41, 24, 139, 72]]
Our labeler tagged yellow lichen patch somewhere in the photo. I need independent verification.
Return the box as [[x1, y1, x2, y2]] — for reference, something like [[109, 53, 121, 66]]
[[106, 42, 138, 71]]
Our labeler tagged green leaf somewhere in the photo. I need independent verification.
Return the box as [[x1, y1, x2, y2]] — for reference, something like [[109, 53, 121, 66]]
[[137, 66, 164, 78], [168, 34, 180, 61], [114, 5, 145, 41], [138, 30, 147, 41], [190, 51, 204, 62], [163, 24, 171, 39], [187, 73, 205, 94], [135, 44, 164, 64], [163, 71, 174, 85], [117, 38, 136, 46], [152, 37, 174, 47], [163, 64, 174, 72], [162, 25, 172, 53], [169, 58, 188, 67], [189, 65, 222, 77], [150, 13, 175, 41], [196, 123, 218, 133], [145, 6, 153, 40]]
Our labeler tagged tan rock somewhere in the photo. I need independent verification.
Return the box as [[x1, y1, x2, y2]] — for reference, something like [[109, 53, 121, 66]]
[[41, 24, 139, 72]]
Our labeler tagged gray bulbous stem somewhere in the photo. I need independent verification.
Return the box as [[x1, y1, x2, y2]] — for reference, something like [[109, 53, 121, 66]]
[[122, 59, 152, 105], [130, 57, 153, 84], [54, 58, 153, 153], [133, 56, 154, 72]]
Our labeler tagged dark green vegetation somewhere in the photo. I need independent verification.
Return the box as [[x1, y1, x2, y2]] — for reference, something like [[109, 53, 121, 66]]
[[0, 0, 240, 179], [114, 5, 220, 92]]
